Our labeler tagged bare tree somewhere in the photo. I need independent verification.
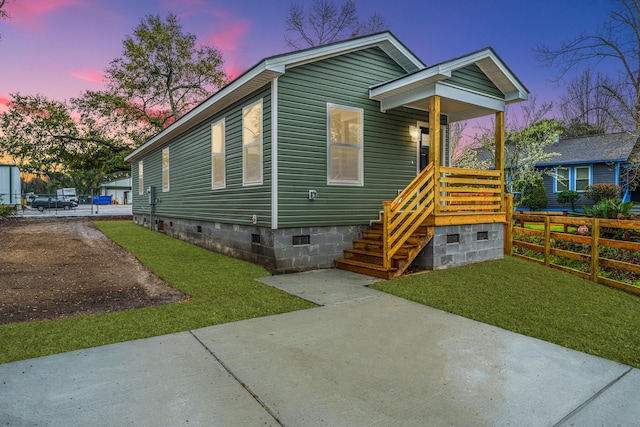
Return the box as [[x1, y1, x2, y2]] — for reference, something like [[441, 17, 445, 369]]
[[284, 0, 388, 50], [559, 67, 617, 134], [535, 0, 640, 131], [0, 0, 10, 42]]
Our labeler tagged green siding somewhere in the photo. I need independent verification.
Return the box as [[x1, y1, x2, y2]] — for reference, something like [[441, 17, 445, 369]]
[[277, 47, 429, 227], [132, 87, 273, 227], [449, 64, 503, 98]]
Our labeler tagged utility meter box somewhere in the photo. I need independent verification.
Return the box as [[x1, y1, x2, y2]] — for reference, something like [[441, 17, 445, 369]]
[[147, 186, 155, 205]]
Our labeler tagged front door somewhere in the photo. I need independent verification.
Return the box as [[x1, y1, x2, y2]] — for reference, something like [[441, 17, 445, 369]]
[[419, 127, 429, 170]]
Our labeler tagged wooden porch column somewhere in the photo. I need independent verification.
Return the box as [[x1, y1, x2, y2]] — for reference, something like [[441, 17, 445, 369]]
[[429, 96, 441, 214], [495, 111, 505, 211]]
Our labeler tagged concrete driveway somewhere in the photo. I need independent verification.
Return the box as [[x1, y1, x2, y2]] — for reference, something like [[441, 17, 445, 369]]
[[1, 269, 639, 426]]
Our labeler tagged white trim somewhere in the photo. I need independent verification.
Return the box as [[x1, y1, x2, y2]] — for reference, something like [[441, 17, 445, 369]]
[[326, 103, 364, 186], [265, 32, 423, 73], [125, 32, 422, 163], [125, 64, 282, 162], [242, 99, 264, 186], [574, 165, 592, 192], [553, 167, 569, 193], [271, 77, 279, 230], [211, 118, 226, 189]]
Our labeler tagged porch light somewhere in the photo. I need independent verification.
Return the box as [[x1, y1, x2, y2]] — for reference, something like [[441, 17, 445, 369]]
[[409, 125, 420, 142]]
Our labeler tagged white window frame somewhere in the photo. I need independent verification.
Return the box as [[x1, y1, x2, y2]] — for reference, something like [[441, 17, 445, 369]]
[[162, 147, 170, 192], [553, 167, 569, 193], [138, 160, 144, 195], [211, 119, 226, 189], [242, 99, 263, 186], [327, 103, 364, 186], [574, 165, 592, 192]]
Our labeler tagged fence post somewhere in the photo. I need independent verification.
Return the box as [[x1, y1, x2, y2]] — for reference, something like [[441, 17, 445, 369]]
[[544, 215, 551, 266], [504, 193, 514, 255], [591, 218, 600, 283], [382, 201, 391, 270]]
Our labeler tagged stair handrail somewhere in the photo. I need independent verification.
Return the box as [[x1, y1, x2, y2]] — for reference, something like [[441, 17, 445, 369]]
[[382, 162, 436, 269]]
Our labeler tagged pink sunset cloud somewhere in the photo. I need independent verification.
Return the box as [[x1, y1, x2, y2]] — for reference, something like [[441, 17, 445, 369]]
[[71, 69, 104, 84], [5, 0, 81, 31], [208, 20, 251, 81], [0, 95, 11, 113]]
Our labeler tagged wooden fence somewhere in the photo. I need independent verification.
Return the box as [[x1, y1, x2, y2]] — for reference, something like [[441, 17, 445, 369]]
[[505, 210, 640, 296]]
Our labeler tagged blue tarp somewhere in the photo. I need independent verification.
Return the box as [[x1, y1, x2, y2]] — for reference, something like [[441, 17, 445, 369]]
[[92, 195, 112, 205]]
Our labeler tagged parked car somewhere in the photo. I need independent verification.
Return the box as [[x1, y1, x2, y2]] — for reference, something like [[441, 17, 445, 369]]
[[31, 197, 78, 212]]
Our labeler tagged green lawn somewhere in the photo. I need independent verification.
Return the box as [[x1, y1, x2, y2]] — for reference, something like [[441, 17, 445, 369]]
[[372, 256, 640, 369], [3, 223, 640, 369], [0, 221, 314, 364]]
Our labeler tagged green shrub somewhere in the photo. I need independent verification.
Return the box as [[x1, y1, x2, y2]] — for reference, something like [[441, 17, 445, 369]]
[[515, 175, 548, 211], [585, 183, 621, 203], [583, 198, 635, 219], [0, 195, 16, 217], [556, 190, 580, 211]]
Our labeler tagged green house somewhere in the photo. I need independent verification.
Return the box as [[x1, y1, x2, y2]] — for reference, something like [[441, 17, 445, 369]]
[[125, 32, 528, 277]]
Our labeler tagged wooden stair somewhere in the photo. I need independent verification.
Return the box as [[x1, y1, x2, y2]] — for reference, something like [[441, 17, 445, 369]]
[[334, 220, 433, 279]]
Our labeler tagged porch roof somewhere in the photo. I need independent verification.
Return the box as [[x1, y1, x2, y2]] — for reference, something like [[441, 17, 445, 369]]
[[369, 47, 529, 122]]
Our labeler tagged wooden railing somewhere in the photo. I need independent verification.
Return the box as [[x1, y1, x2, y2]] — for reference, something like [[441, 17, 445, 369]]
[[382, 162, 436, 269], [508, 212, 640, 296], [438, 166, 503, 213]]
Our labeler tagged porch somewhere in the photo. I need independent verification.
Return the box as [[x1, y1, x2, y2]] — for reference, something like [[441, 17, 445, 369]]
[[335, 48, 528, 278], [334, 157, 507, 279]]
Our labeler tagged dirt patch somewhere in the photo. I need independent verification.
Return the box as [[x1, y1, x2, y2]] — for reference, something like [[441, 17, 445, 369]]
[[0, 217, 188, 324]]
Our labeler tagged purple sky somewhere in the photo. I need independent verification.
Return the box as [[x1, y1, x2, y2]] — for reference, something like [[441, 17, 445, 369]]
[[0, 0, 615, 124]]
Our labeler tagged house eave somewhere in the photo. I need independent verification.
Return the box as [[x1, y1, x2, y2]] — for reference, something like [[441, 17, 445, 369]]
[[125, 32, 424, 163], [369, 47, 528, 120], [125, 63, 284, 162]]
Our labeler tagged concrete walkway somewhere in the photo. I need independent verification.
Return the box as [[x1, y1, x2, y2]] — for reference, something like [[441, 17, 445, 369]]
[[1, 269, 639, 426]]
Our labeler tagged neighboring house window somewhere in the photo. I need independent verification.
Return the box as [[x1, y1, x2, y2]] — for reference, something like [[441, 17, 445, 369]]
[[553, 166, 592, 192], [554, 167, 569, 192], [243, 99, 263, 186], [138, 161, 144, 195], [327, 104, 363, 185], [211, 119, 226, 189], [574, 166, 591, 191], [162, 148, 170, 192]]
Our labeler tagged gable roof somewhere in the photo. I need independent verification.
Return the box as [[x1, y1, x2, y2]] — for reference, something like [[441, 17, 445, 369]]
[[369, 47, 529, 121], [125, 31, 424, 162], [536, 132, 640, 166]]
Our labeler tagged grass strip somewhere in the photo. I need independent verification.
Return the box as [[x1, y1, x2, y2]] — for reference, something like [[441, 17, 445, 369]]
[[372, 256, 640, 369], [0, 221, 314, 364]]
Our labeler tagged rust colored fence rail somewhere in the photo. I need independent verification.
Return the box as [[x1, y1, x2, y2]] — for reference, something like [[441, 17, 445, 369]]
[[507, 212, 640, 296]]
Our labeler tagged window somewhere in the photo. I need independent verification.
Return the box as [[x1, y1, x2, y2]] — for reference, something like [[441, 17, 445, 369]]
[[327, 104, 363, 185], [138, 161, 144, 195], [574, 166, 591, 191], [162, 148, 170, 192], [243, 100, 263, 185], [553, 166, 591, 192], [554, 167, 569, 192], [211, 119, 225, 189]]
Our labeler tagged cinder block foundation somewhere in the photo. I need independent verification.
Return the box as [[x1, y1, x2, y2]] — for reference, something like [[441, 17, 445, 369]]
[[415, 223, 504, 270], [133, 215, 366, 274]]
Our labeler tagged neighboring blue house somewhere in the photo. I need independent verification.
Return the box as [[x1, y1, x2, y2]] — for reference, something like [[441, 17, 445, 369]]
[[535, 132, 640, 210]]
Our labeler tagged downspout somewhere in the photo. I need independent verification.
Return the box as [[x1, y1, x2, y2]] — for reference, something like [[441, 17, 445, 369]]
[[271, 76, 279, 230]]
